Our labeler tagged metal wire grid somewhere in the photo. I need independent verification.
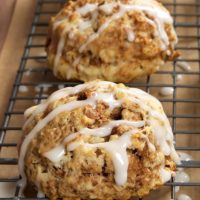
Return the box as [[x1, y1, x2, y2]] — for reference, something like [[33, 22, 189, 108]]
[[0, 0, 200, 199]]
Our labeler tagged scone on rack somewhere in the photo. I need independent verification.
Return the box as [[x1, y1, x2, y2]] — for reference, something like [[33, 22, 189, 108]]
[[19, 80, 179, 200], [46, 0, 178, 82]]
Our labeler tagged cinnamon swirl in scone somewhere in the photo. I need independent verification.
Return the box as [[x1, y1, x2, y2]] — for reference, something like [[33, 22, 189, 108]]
[[19, 80, 179, 200], [46, 0, 178, 82]]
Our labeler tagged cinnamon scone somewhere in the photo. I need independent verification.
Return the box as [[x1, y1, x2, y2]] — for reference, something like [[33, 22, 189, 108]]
[[19, 80, 179, 200], [46, 0, 178, 82]]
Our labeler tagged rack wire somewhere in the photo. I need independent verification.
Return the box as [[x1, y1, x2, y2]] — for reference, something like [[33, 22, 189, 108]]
[[0, 0, 200, 199]]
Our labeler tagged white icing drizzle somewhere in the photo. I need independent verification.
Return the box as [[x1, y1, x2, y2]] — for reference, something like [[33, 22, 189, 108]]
[[176, 74, 183, 81], [24, 106, 38, 119], [24, 91, 119, 152], [179, 152, 192, 162], [159, 87, 174, 96], [175, 170, 191, 197], [24, 70, 31, 76], [35, 84, 51, 93], [75, 120, 144, 137], [35, 181, 45, 198], [78, 20, 92, 30], [94, 92, 121, 109], [68, 31, 75, 39], [78, 3, 125, 53], [17, 179, 25, 197], [54, 26, 69, 75], [44, 120, 145, 164], [67, 140, 84, 151], [78, 2, 173, 53], [171, 59, 191, 84], [142, 135, 156, 152], [19, 86, 118, 191], [53, 18, 67, 31], [52, 2, 173, 70], [23, 81, 113, 129], [34, 94, 48, 104], [19, 86, 28, 93], [166, 50, 171, 55], [176, 61, 191, 72], [175, 170, 190, 183], [83, 129, 138, 185], [144, 15, 156, 29], [177, 194, 192, 200], [66, 128, 155, 186], [77, 3, 98, 16], [44, 144, 65, 164], [20, 99, 96, 191], [68, 132, 156, 186], [175, 185, 180, 193], [19, 81, 179, 193], [127, 30, 135, 42], [118, 88, 179, 163], [160, 167, 172, 183], [99, 3, 116, 15], [175, 152, 192, 194], [37, 190, 45, 198]]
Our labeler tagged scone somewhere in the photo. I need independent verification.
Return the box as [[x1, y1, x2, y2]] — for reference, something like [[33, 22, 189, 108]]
[[19, 80, 179, 200], [46, 0, 178, 82]]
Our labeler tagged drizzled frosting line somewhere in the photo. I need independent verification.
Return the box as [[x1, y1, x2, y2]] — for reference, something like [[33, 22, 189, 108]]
[[19, 90, 119, 192], [44, 119, 145, 162], [19, 81, 179, 194], [52, 1, 174, 70]]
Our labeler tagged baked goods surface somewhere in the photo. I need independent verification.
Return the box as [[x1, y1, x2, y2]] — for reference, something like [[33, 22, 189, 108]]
[[19, 80, 180, 200], [46, 0, 178, 82]]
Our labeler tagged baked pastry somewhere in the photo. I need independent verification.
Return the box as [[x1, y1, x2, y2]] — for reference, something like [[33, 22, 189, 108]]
[[46, 0, 178, 82], [19, 80, 179, 200]]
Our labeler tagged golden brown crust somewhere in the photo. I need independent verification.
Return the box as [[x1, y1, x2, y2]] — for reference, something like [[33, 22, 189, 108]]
[[46, 0, 178, 82], [22, 81, 176, 200]]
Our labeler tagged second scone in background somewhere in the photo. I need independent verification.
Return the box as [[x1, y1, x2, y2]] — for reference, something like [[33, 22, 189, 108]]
[[46, 0, 179, 83]]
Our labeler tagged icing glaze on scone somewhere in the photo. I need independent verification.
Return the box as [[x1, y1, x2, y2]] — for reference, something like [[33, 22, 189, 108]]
[[19, 81, 179, 199], [46, 0, 179, 82]]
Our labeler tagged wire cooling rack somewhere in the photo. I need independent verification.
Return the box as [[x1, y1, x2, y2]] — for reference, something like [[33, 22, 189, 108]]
[[0, 0, 200, 199]]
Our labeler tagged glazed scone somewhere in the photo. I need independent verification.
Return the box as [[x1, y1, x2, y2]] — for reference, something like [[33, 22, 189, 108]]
[[46, 0, 178, 82], [19, 80, 179, 200]]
